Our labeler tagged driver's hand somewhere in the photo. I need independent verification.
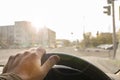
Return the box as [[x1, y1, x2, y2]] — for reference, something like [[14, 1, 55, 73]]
[[2, 48, 60, 80]]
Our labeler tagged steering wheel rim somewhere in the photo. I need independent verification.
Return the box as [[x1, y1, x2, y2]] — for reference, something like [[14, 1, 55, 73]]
[[42, 53, 112, 80]]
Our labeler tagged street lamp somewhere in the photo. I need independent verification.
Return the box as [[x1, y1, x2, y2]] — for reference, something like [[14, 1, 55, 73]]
[[119, 6, 120, 20]]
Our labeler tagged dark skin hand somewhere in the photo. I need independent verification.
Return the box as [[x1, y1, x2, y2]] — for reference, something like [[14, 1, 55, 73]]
[[2, 48, 60, 80]]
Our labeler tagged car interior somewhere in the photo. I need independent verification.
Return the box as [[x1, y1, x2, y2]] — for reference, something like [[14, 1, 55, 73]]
[[42, 53, 112, 80]]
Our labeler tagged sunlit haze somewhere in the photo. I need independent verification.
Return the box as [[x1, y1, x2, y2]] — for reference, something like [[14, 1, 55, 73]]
[[0, 0, 120, 41]]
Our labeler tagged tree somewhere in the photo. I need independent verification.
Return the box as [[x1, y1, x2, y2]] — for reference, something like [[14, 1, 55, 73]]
[[80, 32, 113, 48], [80, 32, 92, 48], [97, 33, 112, 44]]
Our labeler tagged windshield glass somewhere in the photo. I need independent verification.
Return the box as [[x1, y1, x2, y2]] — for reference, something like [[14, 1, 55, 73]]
[[0, 0, 120, 77]]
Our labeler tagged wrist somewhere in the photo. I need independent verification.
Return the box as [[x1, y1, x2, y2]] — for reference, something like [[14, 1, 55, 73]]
[[0, 73, 23, 80]]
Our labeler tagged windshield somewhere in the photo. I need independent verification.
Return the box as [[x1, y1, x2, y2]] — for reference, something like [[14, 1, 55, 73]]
[[0, 0, 120, 77]]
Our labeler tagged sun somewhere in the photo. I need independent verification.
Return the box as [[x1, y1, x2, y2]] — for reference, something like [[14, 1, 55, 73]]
[[31, 21, 44, 32]]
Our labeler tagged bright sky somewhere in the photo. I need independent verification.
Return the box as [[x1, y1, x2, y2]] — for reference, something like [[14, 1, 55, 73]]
[[0, 0, 120, 41]]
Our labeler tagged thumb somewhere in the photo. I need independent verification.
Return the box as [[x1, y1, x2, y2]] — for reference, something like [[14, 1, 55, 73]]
[[41, 55, 60, 75]]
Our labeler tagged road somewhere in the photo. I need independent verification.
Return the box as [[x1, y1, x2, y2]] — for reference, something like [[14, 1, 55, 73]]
[[0, 47, 112, 65], [0, 47, 112, 63], [48, 47, 112, 57], [0, 47, 120, 74]]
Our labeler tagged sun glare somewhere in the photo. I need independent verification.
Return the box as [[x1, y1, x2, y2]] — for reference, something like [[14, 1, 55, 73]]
[[32, 21, 44, 32]]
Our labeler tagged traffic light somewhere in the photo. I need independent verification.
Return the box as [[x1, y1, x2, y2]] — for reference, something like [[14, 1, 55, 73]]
[[107, 0, 112, 4], [103, 5, 111, 15]]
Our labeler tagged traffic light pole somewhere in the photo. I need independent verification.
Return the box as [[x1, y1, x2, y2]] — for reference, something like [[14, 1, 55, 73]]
[[112, 0, 117, 59]]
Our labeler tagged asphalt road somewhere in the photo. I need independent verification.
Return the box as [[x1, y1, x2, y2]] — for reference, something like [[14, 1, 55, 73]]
[[0, 47, 119, 73], [0, 47, 114, 65]]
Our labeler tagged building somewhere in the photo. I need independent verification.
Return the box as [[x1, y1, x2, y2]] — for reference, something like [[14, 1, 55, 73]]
[[0, 21, 56, 48], [14, 21, 36, 47], [38, 27, 56, 48], [0, 21, 36, 48], [56, 39, 71, 47], [0, 25, 14, 48]]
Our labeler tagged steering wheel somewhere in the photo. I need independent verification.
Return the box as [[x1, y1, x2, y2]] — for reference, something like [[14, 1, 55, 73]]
[[42, 53, 112, 80]]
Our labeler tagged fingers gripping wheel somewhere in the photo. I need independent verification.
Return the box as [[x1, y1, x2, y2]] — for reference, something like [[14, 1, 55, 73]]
[[42, 53, 112, 80]]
